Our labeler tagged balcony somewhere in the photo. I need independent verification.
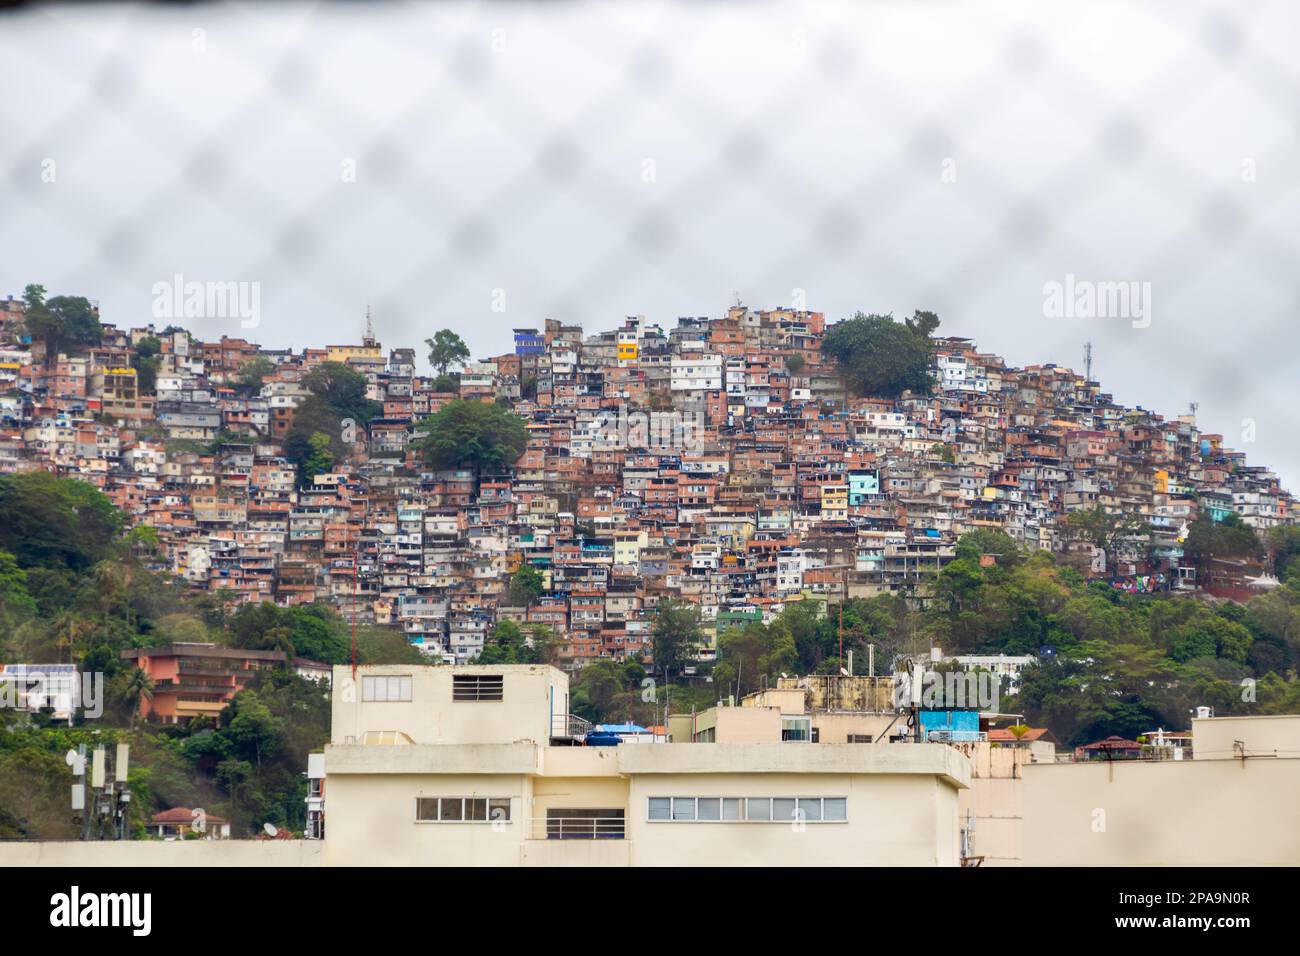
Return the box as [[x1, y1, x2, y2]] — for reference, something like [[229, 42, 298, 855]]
[[530, 809, 626, 841], [549, 713, 592, 743]]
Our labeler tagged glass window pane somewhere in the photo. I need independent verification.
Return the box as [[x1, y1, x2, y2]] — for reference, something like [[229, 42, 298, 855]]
[[416, 798, 437, 821], [439, 798, 463, 821], [671, 797, 696, 821], [489, 798, 511, 822], [466, 798, 487, 821], [773, 798, 797, 822], [746, 798, 771, 821], [798, 798, 822, 822], [697, 798, 721, 821], [823, 798, 847, 821], [399, 676, 412, 700], [648, 797, 671, 821], [722, 798, 743, 821]]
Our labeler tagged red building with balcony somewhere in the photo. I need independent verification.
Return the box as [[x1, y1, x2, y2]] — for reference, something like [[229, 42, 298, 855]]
[[120, 643, 287, 724]]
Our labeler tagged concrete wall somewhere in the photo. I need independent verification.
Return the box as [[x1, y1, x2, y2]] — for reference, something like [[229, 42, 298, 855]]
[[697, 706, 782, 742], [1192, 714, 1300, 760], [626, 772, 959, 866], [0, 840, 324, 867], [324, 771, 529, 866], [1023, 757, 1300, 865], [321, 744, 966, 866], [330, 664, 567, 746]]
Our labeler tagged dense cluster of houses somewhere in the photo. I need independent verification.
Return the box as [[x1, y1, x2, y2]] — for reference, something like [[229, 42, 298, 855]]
[[2, 295, 1294, 668]]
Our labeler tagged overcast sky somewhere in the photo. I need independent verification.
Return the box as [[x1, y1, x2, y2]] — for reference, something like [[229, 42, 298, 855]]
[[2, 0, 1298, 489]]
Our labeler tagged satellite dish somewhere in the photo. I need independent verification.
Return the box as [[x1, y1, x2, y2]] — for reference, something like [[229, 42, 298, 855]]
[[65, 750, 77, 767], [263, 823, 278, 837], [840, 667, 850, 677]]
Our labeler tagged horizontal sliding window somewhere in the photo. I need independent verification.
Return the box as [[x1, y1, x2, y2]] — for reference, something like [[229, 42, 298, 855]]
[[416, 797, 511, 823], [650, 796, 847, 823]]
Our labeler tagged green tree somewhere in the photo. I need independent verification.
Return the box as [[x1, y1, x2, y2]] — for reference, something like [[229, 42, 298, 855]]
[[0, 474, 123, 572], [132, 336, 162, 393], [301, 432, 335, 484], [300, 362, 379, 424], [425, 329, 471, 376], [225, 691, 283, 768], [651, 597, 701, 684], [1063, 507, 1147, 575], [713, 622, 798, 699], [820, 312, 932, 398], [1183, 512, 1261, 576], [413, 399, 528, 478], [122, 667, 154, 730], [507, 565, 545, 606], [21, 284, 103, 363], [237, 355, 275, 395]]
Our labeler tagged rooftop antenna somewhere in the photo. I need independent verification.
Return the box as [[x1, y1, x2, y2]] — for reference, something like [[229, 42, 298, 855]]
[[363, 304, 375, 347], [1189, 401, 1199, 418], [1083, 341, 1093, 382]]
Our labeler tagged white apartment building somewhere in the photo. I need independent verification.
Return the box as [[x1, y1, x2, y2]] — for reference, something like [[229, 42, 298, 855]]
[[670, 353, 723, 392], [321, 664, 970, 866]]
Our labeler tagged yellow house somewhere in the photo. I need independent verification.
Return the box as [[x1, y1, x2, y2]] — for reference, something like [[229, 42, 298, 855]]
[[322, 664, 970, 866]]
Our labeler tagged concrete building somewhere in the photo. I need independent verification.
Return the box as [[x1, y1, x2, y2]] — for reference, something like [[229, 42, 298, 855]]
[[120, 644, 289, 723], [322, 664, 969, 866], [1023, 714, 1300, 865]]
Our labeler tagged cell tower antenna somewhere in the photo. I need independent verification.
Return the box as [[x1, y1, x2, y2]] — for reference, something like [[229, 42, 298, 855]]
[[1083, 341, 1093, 382], [363, 303, 375, 346]]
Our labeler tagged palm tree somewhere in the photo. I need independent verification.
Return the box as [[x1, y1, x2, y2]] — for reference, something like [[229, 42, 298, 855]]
[[124, 667, 154, 729]]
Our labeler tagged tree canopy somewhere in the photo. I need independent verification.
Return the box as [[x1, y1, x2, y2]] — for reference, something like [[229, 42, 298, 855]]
[[413, 399, 528, 475], [820, 310, 937, 398], [425, 329, 470, 376], [20, 284, 103, 362]]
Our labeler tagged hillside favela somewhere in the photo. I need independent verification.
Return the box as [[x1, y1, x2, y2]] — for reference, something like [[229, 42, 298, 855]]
[[1, 286, 1298, 868]]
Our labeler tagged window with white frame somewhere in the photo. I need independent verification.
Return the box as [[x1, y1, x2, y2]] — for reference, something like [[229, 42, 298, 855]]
[[416, 797, 511, 823], [647, 796, 847, 823], [362, 675, 412, 702], [780, 716, 812, 742]]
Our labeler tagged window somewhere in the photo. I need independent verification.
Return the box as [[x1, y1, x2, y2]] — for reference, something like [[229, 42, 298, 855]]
[[546, 808, 624, 839], [453, 674, 504, 702], [649, 796, 848, 823], [781, 716, 812, 742], [416, 797, 511, 823], [362, 675, 411, 702], [847, 734, 873, 744]]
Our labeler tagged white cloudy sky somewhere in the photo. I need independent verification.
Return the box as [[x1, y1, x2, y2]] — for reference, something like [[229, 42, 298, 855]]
[[2, 0, 1298, 487]]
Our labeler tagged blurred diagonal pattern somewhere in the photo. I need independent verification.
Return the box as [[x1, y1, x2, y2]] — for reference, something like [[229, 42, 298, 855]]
[[2, 0, 1299, 484]]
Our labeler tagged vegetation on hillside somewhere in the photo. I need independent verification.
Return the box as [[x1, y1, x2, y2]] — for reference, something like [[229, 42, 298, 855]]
[[0, 474, 414, 838]]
